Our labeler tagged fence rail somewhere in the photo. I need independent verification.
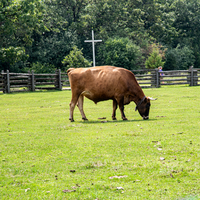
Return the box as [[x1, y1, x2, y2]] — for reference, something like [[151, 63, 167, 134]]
[[0, 68, 200, 93]]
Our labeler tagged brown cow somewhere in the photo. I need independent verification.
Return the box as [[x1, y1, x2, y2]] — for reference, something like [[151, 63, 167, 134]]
[[67, 66, 156, 122]]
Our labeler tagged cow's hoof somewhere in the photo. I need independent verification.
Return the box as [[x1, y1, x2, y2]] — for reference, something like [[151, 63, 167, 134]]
[[112, 117, 117, 120], [82, 118, 88, 121], [69, 118, 74, 122], [123, 118, 128, 121]]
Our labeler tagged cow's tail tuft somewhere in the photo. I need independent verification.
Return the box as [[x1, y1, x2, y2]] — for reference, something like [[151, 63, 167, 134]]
[[67, 68, 75, 74]]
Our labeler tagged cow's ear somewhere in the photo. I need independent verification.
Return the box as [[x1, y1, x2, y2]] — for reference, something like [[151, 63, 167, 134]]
[[148, 97, 157, 100]]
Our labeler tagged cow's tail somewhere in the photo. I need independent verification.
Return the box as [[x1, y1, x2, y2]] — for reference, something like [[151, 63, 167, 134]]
[[67, 68, 75, 74]]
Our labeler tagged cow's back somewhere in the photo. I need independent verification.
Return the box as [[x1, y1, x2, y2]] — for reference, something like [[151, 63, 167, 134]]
[[68, 66, 141, 103]]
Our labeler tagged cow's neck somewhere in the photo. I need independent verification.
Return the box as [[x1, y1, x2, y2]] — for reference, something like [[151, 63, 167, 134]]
[[132, 90, 145, 105]]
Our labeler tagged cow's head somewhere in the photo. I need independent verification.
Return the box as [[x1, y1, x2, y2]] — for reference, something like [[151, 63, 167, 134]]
[[135, 96, 157, 120]]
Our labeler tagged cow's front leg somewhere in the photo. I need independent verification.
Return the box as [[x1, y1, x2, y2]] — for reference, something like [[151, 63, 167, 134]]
[[69, 102, 75, 122], [77, 94, 88, 121], [118, 98, 128, 120], [112, 99, 118, 120]]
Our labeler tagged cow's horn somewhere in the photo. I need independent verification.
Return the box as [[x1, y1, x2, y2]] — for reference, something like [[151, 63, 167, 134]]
[[148, 97, 157, 100]]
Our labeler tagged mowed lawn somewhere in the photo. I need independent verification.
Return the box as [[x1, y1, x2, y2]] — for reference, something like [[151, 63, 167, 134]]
[[0, 86, 200, 199]]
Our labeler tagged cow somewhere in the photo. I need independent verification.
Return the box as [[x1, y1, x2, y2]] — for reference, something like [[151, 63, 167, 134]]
[[67, 66, 156, 122]]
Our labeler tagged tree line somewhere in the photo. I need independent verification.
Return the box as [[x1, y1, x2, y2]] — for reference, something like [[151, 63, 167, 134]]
[[1, 0, 200, 73]]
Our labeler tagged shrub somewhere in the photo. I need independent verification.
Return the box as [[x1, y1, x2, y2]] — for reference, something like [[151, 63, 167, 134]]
[[26, 62, 56, 73], [62, 46, 92, 71], [145, 48, 165, 69], [0, 47, 28, 71], [97, 37, 142, 70], [164, 45, 195, 70]]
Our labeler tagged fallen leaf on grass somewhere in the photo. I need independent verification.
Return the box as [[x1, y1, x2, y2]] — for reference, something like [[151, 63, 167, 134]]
[[133, 180, 140, 183], [63, 189, 76, 193], [116, 187, 124, 190], [152, 141, 158, 143], [98, 117, 106, 119], [157, 148, 162, 151], [70, 170, 76, 173], [109, 175, 127, 179], [160, 157, 165, 161], [152, 141, 161, 146], [170, 173, 174, 178], [71, 184, 81, 189], [25, 188, 30, 192]]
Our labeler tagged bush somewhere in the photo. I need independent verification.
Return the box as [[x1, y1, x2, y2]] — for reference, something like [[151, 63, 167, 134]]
[[164, 45, 195, 70], [145, 48, 165, 69], [25, 62, 56, 73], [62, 46, 92, 71], [0, 47, 28, 71], [97, 37, 142, 70]]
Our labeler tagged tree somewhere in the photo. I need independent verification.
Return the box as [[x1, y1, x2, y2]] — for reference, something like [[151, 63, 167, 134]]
[[97, 37, 141, 70], [169, 0, 200, 67], [164, 45, 195, 70], [0, 0, 45, 47], [1, 0, 200, 72], [145, 50, 165, 69], [62, 46, 92, 71], [0, 0, 46, 71], [26, 0, 88, 71], [25, 62, 56, 73], [145, 42, 166, 69], [26, 30, 79, 70], [0, 47, 28, 71]]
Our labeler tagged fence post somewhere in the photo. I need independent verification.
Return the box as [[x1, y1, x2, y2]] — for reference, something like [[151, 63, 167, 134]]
[[6, 70, 10, 93], [2, 70, 6, 93], [188, 67, 196, 86], [155, 68, 160, 88], [190, 67, 194, 86], [57, 69, 62, 90], [1, 70, 4, 93], [193, 70, 198, 86], [31, 70, 35, 91]]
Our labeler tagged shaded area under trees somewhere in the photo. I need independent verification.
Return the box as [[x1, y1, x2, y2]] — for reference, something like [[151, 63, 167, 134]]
[[1, 0, 200, 72]]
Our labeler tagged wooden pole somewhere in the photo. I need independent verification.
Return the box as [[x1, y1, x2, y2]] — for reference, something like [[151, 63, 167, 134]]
[[6, 70, 10, 93], [194, 70, 198, 86], [31, 71, 35, 91], [155, 68, 160, 88], [58, 69, 62, 90]]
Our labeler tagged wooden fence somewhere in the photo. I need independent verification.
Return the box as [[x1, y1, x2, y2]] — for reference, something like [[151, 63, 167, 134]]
[[0, 70, 70, 93], [0, 68, 200, 93], [133, 68, 200, 88]]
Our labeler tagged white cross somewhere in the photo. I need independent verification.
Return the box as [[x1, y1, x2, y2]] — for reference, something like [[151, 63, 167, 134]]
[[84, 30, 102, 67]]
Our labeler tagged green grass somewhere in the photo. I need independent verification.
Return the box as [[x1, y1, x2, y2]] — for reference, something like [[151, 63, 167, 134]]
[[0, 86, 200, 199]]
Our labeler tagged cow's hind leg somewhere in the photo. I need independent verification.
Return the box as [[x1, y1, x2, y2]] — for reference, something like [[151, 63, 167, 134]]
[[69, 94, 79, 122], [77, 94, 88, 121], [112, 99, 118, 120], [117, 97, 128, 120]]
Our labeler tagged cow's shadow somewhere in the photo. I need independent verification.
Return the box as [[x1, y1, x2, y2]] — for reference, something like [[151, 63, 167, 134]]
[[79, 118, 157, 124]]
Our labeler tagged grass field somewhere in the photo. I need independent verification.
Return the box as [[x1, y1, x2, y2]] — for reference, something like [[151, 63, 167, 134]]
[[0, 86, 200, 199]]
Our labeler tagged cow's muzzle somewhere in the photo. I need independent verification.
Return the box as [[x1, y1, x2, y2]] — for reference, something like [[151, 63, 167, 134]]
[[143, 116, 149, 120]]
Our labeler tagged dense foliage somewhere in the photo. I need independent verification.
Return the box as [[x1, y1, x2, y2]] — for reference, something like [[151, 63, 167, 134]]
[[1, 0, 200, 72], [62, 46, 92, 70]]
